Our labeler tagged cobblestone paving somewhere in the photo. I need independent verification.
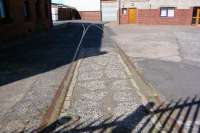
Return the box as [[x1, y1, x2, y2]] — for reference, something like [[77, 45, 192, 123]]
[[58, 46, 155, 132]]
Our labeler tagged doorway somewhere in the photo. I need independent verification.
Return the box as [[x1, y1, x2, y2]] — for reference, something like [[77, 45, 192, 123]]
[[192, 7, 200, 25], [128, 8, 137, 24], [36, 0, 41, 19]]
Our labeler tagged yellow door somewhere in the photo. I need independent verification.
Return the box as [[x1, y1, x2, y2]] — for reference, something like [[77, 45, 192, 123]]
[[128, 8, 137, 24], [196, 9, 200, 24]]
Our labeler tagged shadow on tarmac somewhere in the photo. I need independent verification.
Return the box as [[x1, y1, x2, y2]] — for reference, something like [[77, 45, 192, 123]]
[[0, 22, 106, 86]]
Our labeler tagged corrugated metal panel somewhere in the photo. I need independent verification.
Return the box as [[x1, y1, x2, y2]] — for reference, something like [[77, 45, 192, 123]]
[[52, 14, 58, 21], [102, 2, 118, 22], [52, 7, 58, 21], [52, 7, 58, 15]]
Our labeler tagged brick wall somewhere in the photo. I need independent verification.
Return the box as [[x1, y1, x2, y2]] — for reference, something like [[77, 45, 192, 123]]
[[79, 11, 101, 21], [119, 9, 128, 24], [0, 0, 52, 41], [138, 9, 193, 25], [58, 8, 72, 20]]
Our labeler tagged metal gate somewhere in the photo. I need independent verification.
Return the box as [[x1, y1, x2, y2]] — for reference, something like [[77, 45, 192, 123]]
[[101, 1, 118, 22]]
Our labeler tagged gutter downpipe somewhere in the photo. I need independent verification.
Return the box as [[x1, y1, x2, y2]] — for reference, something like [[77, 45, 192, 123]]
[[118, 0, 121, 24]]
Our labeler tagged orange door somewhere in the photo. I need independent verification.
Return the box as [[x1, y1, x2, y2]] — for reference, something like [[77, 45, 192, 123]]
[[128, 8, 137, 24], [196, 9, 200, 24]]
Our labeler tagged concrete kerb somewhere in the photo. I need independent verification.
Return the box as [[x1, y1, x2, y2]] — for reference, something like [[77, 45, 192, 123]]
[[37, 23, 85, 131], [60, 59, 81, 115], [38, 61, 79, 132], [115, 45, 159, 103], [115, 45, 182, 132]]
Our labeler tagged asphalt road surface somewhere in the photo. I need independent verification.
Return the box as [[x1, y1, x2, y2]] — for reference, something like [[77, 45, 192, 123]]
[[108, 25, 200, 131]]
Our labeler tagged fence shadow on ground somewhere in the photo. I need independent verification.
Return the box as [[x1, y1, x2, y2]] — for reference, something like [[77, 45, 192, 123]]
[[39, 96, 200, 133]]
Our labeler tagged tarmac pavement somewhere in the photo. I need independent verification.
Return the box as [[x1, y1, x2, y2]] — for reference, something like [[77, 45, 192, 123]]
[[109, 25, 200, 101], [109, 24, 200, 132]]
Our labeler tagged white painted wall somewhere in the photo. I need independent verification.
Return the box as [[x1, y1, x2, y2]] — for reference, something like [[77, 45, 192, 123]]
[[65, 0, 100, 11], [121, 0, 200, 9]]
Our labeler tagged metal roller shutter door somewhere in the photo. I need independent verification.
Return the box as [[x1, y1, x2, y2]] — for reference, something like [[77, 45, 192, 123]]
[[102, 2, 118, 22]]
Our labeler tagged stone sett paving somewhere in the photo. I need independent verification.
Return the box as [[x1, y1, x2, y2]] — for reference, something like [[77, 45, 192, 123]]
[[59, 47, 155, 133]]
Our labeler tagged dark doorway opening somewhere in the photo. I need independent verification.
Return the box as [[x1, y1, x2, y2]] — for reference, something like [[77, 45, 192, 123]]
[[24, 0, 31, 21], [192, 7, 200, 25], [36, 0, 41, 19]]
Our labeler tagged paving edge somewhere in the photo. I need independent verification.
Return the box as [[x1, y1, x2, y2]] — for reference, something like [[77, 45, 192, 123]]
[[37, 59, 80, 132], [115, 45, 182, 132], [60, 59, 81, 116], [115, 45, 159, 103]]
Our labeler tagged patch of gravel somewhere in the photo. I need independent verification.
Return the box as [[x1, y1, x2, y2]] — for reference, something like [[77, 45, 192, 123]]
[[77, 80, 106, 91], [113, 91, 134, 102]]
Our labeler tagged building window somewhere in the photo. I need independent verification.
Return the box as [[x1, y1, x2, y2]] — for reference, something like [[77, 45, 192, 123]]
[[0, 0, 6, 18], [24, 0, 30, 20], [160, 7, 175, 17], [122, 8, 128, 15]]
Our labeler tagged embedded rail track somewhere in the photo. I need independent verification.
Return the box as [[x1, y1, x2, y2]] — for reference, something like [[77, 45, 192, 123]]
[[37, 22, 183, 132]]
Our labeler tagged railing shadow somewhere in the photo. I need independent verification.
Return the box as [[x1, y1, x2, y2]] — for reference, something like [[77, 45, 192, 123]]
[[39, 96, 200, 133], [141, 96, 200, 133]]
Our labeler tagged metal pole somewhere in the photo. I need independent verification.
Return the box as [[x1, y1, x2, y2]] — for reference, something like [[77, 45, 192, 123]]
[[100, 0, 102, 21], [149, 0, 151, 25], [150, 4, 151, 25], [118, 0, 121, 24]]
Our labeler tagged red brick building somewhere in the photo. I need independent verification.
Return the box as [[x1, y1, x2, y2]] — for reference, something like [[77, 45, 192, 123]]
[[119, 0, 200, 25], [51, 3, 80, 21], [0, 0, 52, 41], [64, 0, 200, 25]]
